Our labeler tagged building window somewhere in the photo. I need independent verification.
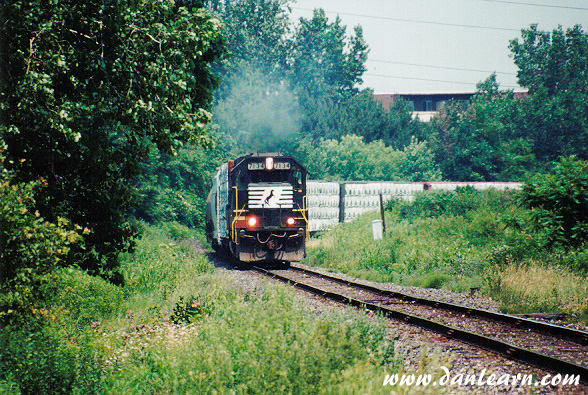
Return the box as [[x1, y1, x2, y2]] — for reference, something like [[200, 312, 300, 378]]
[[424, 100, 433, 111]]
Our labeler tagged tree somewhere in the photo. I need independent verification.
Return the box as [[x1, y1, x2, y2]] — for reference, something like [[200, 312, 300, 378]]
[[296, 134, 441, 181], [133, 139, 230, 227], [0, 0, 226, 281], [289, 8, 368, 98], [510, 24, 588, 95], [209, 0, 292, 83], [509, 25, 588, 163], [430, 74, 532, 181]]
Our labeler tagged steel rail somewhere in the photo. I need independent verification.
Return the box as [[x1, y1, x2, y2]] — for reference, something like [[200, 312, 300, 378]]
[[252, 265, 588, 384], [289, 264, 588, 346]]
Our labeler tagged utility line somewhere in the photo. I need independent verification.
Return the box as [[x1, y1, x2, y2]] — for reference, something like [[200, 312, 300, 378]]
[[364, 73, 518, 89], [291, 7, 521, 32], [369, 59, 518, 76], [479, 0, 588, 11]]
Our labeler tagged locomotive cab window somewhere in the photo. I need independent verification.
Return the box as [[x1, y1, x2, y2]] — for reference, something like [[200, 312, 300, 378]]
[[249, 169, 290, 183], [292, 170, 303, 188]]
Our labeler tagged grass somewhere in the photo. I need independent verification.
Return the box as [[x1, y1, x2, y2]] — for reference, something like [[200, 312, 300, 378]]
[[1, 222, 402, 394], [103, 285, 398, 395], [305, 211, 490, 290], [485, 262, 588, 320], [303, 189, 588, 324]]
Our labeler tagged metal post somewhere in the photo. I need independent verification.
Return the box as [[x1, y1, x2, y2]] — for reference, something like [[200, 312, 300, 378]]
[[379, 193, 386, 234]]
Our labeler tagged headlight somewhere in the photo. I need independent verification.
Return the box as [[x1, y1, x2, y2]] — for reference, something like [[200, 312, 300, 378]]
[[247, 215, 258, 228], [265, 157, 273, 171]]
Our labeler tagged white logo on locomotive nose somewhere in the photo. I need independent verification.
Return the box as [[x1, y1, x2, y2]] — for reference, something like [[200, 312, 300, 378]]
[[264, 189, 276, 207]]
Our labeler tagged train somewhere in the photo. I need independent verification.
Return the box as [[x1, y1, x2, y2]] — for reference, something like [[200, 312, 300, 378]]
[[205, 153, 308, 264]]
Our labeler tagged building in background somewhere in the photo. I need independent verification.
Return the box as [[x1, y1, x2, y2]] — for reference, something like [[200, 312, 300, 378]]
[[374, 91, 529, 122]]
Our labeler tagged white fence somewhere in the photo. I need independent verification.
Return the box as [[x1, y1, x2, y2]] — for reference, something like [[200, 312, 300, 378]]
[[307, 181, 521, 232]]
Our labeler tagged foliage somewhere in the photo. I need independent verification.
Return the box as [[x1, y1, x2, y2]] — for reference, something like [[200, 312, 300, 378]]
[[429, 74, 534, 181], [518, 156, 588, 249], [0, 0, 226, 281], [169, 295, 212, 324], [0, 266, 127, 394], [411, 273, 453, 289], [133, 142, 229, 227], [298, 89, 429, 149], [296, 134, 441, 181], [0, 321, 102, 395], [103, 285, 396, 395], [0, 150, 85, 322], [306, 188, 525, 288], [387, 186, 516, 219], [209, 0, 292, 83], [509, 25, 588, 163], [120, 223, 214, 298], [0, 223, 396, 394], [509, 24, 588, 96]]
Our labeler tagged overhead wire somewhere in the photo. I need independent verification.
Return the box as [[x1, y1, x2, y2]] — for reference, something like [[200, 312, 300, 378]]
[[290, 6, 521, 32], [369, 59, 517, 76], [363, 73, 518, 89], [291, 3, 579, 90], [479, 0, 588, 12]]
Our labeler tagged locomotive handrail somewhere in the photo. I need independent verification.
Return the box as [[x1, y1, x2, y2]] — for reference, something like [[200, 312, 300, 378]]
[[231, 186, 248, 244], [295, 195, 310, 241]]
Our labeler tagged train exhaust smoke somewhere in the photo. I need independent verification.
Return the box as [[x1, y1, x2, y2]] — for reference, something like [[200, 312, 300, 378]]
[[214, 65, 303, 153]]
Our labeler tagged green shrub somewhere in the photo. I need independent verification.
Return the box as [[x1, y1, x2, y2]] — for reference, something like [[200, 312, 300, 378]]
[[387, 187, 516, 220], [1, 156, 84, 323], [561, 247, 588, 274], [120, 224, 214, 298], [45, 268, 126, 326], [161, 221, 199, 240], [0, 266, 126, 394], [519, 156, 588, 249], [0, 320, 102, 395], [170, 295, 213, 324]]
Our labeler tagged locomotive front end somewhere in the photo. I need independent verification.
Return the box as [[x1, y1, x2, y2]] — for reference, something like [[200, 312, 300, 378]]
[[214, 154, 307, 263]]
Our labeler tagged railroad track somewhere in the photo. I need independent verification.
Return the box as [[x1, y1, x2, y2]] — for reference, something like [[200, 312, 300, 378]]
[[251, 263, 588, 384]]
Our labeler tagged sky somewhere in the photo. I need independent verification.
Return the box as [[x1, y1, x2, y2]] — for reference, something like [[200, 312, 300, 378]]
[[289, 0, 588, 94]]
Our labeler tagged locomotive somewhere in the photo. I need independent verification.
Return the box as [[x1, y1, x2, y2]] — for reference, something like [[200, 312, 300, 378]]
[[205, 153, 308, 264]]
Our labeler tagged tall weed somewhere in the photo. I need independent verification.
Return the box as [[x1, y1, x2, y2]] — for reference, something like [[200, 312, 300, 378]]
[[103, 285, 398, 394], [485, 262, 588, 322]]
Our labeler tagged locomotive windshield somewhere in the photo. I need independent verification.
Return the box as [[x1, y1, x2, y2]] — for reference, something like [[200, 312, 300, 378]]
[[238, 169, 304, 188], [249, 170, 289, 183]]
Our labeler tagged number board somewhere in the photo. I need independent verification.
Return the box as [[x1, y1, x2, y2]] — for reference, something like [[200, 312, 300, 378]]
[[247, 162, 291, 170], [274, 162, 291, 170], [247, 162, 265, 170]]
